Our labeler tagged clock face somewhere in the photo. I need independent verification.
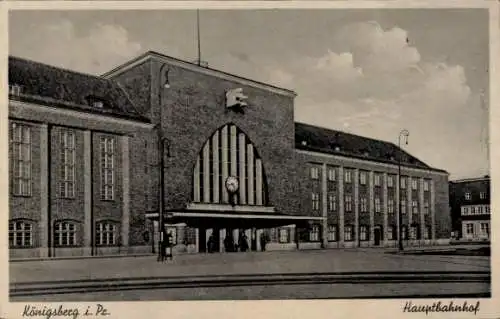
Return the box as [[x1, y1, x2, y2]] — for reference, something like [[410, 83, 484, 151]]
[[225, 176, 239, 194]]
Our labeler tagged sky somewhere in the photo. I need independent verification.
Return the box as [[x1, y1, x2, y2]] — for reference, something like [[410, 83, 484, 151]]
[[8, 9, 490, 180]]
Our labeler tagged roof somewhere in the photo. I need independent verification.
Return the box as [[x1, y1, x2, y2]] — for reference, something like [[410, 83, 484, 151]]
[[8, 56, 150, 122], [450, 176, 490, 184], [295, 122, 447, 173], [102, 50, 297, 98]]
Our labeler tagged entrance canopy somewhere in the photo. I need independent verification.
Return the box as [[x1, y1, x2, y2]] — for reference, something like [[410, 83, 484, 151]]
[[145, 204, 322, 229]]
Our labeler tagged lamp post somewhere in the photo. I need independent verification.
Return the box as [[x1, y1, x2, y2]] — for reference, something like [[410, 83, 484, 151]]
[[398, 129, 409, 252], [157, 63, 170, 261]]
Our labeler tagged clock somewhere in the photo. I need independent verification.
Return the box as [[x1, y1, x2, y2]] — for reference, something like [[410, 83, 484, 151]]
[[225, 176, 239, 194]]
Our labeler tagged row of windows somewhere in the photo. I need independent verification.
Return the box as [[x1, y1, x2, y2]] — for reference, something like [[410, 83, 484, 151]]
[[308, 224, 431, 242], [464, 222, 489, 237], [311, 192, 430, 214], [10, 123, 117, 201], [464, 192, 488, 200], [461, 205, 490, 216], [9, 221, 119, 248], [310, 166, 431, 191]]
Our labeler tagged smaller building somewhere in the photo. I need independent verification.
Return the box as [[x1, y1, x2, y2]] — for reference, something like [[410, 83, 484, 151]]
[[449, 176, 490, 241]]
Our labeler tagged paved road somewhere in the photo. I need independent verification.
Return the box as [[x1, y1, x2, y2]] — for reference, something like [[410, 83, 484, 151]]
[[10, 249, 490, 284]]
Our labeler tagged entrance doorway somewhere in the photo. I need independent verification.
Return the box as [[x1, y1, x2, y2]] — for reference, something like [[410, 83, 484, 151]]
[[374, 226, 382, 246]]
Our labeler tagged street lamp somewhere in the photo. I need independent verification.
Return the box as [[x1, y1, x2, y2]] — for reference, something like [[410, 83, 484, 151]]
[[157, 63, 170, 261], [398, 129, 409, 252]]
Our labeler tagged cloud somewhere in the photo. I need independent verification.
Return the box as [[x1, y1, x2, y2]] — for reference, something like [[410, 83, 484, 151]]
[[12, 20, 142, 74]]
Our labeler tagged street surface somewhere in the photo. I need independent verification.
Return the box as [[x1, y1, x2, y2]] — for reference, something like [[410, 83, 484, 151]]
[[10, 248, 490, 301]]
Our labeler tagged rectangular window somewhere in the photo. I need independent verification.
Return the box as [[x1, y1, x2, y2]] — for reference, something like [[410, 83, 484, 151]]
[[424, 226, 431, 240], [375, 197, 381, 213], [360, 226, 368, 241], [401, 226, 408, 240], [9, 84, 22, 95], [59, 130, 76, 198], [411, 178, 418, 190], [485, 205, 490, 214], [96, 222, 118, 246], [328, 225, 337, 242], [359, 171, 367, 185], [310, 166, 320, 180], [466, 223, 474, 235], [279, 228, 289, 243], [412, 200, 418, 214], [388, 199, 394, 214], [410, 226, 418, 240], [345, 195, 352, 212], [480, 192, 487, 200], [10, 123, 31, 196], [374, 174, 381, 187], [328, 193, 336, 212], [480, 223, 489, 237], [387, 175, 394, 188], [344, 225, 353, 241], [100, 136, 115, 200], [464, 192, 471, 200], [424, 201, 430, 215], [388, 226, 395, 240], [423, 180, 430, 191], [327, 167, 336, 182], [311, 193, 320, 211], [9, 221, 33, 247], [309, 225, 320, 242], [400, 177, 407, 189], [344, 170, 352, 183], [401, 200, 407, 214], [54, 222, 77, 247], [360, 197, 368, 213]]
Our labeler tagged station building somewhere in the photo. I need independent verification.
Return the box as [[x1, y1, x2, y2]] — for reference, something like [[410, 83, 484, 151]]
[[8, 51, 451, 259]]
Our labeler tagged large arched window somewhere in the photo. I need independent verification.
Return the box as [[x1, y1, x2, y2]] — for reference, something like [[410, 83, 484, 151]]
[[193, 124, 268, 206]]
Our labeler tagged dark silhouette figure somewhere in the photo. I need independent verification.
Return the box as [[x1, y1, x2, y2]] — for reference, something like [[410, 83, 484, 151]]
[[207, 234, 215, 253], [224, 234, 235, 252], [239, 232, 249, 252], [260, 231, 268, 252]]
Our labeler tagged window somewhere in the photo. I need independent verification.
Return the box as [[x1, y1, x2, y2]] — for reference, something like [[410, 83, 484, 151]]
[[360, 225, 368, 241], [310, 166, 320, 180], [388, 199, 394, 214], [411, 179, 418, 190], [100, 136, 115, 200], [309, 225, 320, 242], [410, 225, 418, 240], [328, 225, 337, 241], [327, 167, 336, 182], [311, 193, 320, 211], [423, 180, 430, 191], [279, 228, 289, 243], [465, 223, 474, 236], [54, 221, 77, 247], [485, 205, 490, 214], [375, 197, 381, 213], [424, 201, 429, 215], [59, 130, 76, 198], [374, 174, 381, 187], [9, 84, 22, 96], [412, 200, 418, 214], [10, 123, 31, 196], [345, 195, 352, 212], [480, 223, 489, 237], [401, 200, 406, 214], [344, 225, 353, 241], [424, 226, 431, 240], [9, 221, 33, 247], [328, 193, 336, 212], [387, 175, 394, 188], [96, 222, 118, 246], [360, 197, 368, 212], [400, 177, 407, 189], [464, 192, 471, 200], [480, 192, 487, 200], [359, 171, 367, 185], [166, 227, 177, 245], [344, 170, 352, 183], [93, 101, 104, 108]]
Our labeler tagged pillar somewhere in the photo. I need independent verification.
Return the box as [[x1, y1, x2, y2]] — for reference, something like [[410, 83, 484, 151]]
[[212, 131, 220, 203], [430, 179, 436, 241], [121, 135, 130, 251], [83, 130, 92, 256], [193, 156, 200, 202], [338, 166, 344, 247], [396, 172, 400, 247], [407, 177, 412, 229], [195, 228, 199, 252], [247, 145, 255, 205], [239, 133, 246, 204], [369, 171, 375, 245], [419, 178, 425, 244], [219, 229, 226, 252], [256, 229, 263, 251], [221, 126, 229, 203], [39, 124, 49, 258], [354, 169, 359, 246], [382, 173, 389, 245], [203, 143, 210, 203], [321, 164, 328, 248], [256, 159, 263, 205]]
